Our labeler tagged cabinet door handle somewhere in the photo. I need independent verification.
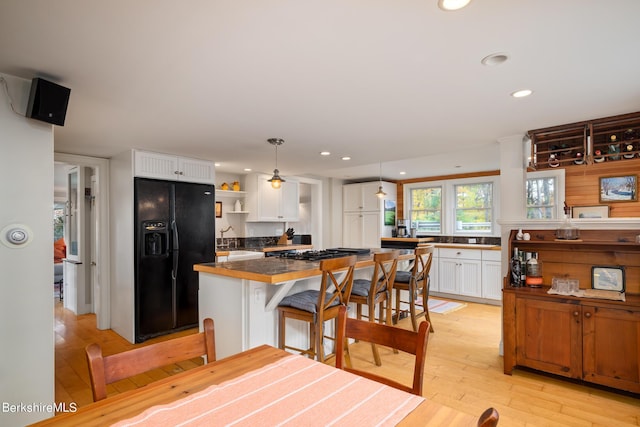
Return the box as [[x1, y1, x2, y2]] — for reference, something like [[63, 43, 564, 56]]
[[573, 311, 579, 317], [584, 312, 592, 318]]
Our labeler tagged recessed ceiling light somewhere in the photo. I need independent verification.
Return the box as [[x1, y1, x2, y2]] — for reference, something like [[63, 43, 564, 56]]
[[320, 151, 330, 156], [438, 0, 472, 11], [399, 171, 406, 175], [243, 168, 252, 172], [214, 162, 221, 167], [481, 53, 509, 66], [511, 89, 533, 98], [341, 156, 351, 161]]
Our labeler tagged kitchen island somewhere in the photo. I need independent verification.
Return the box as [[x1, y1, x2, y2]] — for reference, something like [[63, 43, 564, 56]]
[[194, 249, 413, 358]]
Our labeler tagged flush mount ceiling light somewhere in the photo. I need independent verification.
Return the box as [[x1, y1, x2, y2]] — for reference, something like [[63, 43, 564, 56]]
[[438, 0, 472, 11], [481, 53, 509, 66], [267, 138, 286, 189], [511, 89, 533, 98], [341, 156, 351, 161], [320, 151, 331, 156], [375, 162, 387, 199]]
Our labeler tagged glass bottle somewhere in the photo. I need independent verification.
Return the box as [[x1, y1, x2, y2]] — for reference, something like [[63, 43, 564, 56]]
[[608, 134, 620, 160], [510, 248, 522, 287], [593, 149, 605, 163], [574, 151, 584, 164], [525, 253, 543, 287], [548, 154, 559, 168]]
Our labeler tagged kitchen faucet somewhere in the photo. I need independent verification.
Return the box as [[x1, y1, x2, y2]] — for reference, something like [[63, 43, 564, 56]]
[[220, 225, 233, 239]]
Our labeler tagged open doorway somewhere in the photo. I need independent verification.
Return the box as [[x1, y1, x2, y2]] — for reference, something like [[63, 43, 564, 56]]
[[54, 153, 110, 330]]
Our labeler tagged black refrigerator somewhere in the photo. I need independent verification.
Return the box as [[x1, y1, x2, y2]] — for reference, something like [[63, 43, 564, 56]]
[[134, 177, 215, 342]]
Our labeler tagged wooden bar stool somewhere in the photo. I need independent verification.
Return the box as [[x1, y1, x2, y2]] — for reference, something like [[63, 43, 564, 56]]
[[277, 255, 357, 362], [393, 245, 435, 332], [349, 250, 399, 366]]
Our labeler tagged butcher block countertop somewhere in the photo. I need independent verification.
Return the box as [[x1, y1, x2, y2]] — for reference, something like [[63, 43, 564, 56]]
[[381, 237, 435, 243], [196, 248, 414, 284]]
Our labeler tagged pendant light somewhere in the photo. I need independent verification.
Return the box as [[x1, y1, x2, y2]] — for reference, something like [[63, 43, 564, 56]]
[[375, 162, 386, 198], [267, 138, 286, 189]]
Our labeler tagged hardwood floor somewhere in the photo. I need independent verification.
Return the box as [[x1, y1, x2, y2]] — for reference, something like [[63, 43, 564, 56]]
[[54, 299, 639, 426]]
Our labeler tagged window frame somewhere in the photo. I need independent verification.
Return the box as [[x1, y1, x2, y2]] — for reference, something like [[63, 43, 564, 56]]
[[404, 175, 500, 237], [525, 169, 565, 220]]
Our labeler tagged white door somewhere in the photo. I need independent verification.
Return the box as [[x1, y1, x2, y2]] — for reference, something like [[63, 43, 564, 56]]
[[91, 174, 100, 313]]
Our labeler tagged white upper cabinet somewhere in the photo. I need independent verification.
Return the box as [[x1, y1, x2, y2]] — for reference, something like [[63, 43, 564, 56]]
[[245, 173, 299, 222], [134, 150, 215, 184], [343, 181, 394, 212]]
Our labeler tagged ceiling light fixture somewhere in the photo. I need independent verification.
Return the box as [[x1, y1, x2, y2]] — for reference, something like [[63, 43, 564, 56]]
[[481, 53, 509, 66], [511, 89, 533, 98], [267, 138, 286, 189], [375, 162, 387, 199], [320, 151, 331, 156], [341, 156, 351, 161], [438, 0, 472, 11]]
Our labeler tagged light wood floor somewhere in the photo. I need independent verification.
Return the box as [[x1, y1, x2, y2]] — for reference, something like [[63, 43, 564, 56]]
[[54, 299, 639, 426]]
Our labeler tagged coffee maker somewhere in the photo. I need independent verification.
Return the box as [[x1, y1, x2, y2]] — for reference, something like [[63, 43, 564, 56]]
[[396, 219, 408, 237]]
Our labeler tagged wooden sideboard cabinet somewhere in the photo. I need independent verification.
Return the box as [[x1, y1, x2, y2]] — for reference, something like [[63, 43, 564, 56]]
[[503, 229, 640, 393]]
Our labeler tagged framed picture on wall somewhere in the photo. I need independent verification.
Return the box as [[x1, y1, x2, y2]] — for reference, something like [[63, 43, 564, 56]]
[[215, 201, 222, 218], [571, 205, 609, 219], [599, 175, 638, 203]]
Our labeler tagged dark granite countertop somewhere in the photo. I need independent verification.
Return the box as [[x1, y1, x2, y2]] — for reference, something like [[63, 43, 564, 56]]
[[195, 248, 414, 284]]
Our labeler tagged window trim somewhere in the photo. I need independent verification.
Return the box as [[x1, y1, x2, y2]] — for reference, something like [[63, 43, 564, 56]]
[[525, 169, 565, 220], [404, 175, 500, 237]]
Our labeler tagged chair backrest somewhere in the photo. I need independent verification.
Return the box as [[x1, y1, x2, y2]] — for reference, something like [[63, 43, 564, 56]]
[[85, 318, 216, 401], [369, 251, 399, 297], [316, 255, 357, 317], [412, 245, 434, 288], [335, 306, 430, 395], [477, 407, 500, 427]]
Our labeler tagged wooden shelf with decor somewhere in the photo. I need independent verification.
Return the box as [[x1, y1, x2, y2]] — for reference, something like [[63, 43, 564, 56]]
[[502, 228, 640, 393], [528, 111, 640, 170]]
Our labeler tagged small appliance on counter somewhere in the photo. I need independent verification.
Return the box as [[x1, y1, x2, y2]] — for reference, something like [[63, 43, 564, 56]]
[[396, 219, 408, 237]]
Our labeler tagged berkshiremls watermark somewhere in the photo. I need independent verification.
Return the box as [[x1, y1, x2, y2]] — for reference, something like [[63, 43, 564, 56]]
[[2, 401, 77, 413]]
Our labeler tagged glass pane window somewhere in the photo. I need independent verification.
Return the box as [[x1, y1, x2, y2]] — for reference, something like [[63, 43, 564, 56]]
[[455, 183, 492, 232], [409, 187, 442, 233], [526, 176, 556, 219]]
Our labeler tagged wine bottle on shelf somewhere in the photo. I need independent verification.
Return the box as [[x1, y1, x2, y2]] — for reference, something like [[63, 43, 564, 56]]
[[593, 148, 605, 163], [623, 142, 635, 159], [548, 154, 560, 167], [510, 248, 522, 287], [574, 151, 584, 164], [608, 134, 620, 160]]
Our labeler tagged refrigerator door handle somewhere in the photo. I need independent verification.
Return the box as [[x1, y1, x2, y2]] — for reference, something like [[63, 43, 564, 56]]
[[171, 219, 179, 280]]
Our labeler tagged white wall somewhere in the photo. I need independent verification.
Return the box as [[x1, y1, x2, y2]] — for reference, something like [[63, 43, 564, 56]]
[[0, 73, 55, 424]]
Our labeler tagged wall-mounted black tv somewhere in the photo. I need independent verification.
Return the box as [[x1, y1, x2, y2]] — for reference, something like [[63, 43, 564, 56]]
[[26, 77, 71, 126]]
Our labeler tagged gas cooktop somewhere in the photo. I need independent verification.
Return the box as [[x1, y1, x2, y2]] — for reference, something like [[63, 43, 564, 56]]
[[278, 248, 370, 261]]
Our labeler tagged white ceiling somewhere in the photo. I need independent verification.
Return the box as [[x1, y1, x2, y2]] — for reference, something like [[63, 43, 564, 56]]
[[2, 1, 640, 181]]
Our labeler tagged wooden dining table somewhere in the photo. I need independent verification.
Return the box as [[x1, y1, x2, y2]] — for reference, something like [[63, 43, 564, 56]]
[[30, 345, 477, 426]]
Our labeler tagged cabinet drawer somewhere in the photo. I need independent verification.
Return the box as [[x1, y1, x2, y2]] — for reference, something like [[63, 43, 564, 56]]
[[482, 249, 501, 261], [439, 248, 482, 260]]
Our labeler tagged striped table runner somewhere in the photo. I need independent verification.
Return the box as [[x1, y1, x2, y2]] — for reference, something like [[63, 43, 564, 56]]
[[112, 354, 424, 427]]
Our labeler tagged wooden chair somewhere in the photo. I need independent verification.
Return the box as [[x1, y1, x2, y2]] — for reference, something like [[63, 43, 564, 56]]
[[349, 250, 399, 366], [393, 245, 435, 332], [477, 407, 500, 427], [335, 305, 430, 396], [85, 317, 216, 401], [277, 255, 356, 363]]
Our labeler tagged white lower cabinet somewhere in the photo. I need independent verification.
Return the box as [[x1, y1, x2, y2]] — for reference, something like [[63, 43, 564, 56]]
[[481, 250, 502, 301], [438, 249, 482, 297]]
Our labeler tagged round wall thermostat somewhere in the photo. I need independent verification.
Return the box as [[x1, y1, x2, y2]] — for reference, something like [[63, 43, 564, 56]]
[[1, 223, 33, 248]]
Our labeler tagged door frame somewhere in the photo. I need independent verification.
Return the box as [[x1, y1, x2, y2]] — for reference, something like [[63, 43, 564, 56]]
[[54, 153, 110, 329]]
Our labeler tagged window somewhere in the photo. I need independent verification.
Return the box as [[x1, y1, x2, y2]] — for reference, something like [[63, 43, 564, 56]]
[[454, 183, 493, 232], [526, 169, 565, 219], [409, 187, 442, 233]]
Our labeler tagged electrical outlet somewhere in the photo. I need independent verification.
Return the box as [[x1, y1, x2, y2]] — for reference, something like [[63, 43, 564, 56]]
[[468, 238, 477, 244]]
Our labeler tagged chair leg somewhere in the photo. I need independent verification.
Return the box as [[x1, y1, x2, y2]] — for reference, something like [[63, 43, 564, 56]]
[[315, 321, 324, 362], [394, 288, 401, 324], [408, 284, 418, 332], [385, 297, 399, 354], [421, 283, 434, 333], [369, 302, 381, 366], [278, 311, 286, 350]]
